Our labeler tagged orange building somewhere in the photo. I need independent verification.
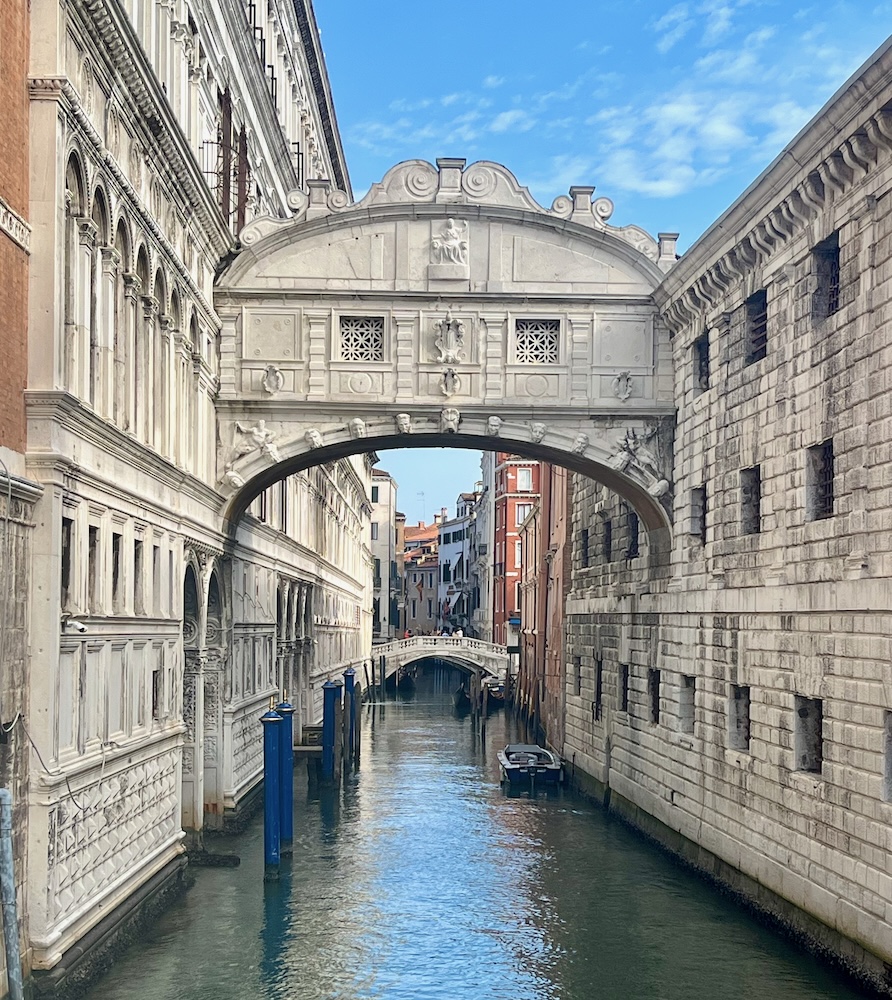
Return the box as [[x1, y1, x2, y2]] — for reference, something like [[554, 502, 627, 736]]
[[402, 520, 439, 634]]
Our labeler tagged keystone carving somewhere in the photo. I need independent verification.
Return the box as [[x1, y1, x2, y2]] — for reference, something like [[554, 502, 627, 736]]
[[395, 413, 412, 434], [304, 428, 323, 449], [572, 433, 589, 454], [348, 417, 367, 439], [440, 407, 461, 433], [529, 422, 547, 443], [486, 415, 503, 436]]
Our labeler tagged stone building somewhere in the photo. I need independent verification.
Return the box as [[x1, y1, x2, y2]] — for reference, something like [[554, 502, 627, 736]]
[[402, 521, 439, 635], [560, 37, 892, 994], [370, 467, 399, 641], [437, 493, 478, 633], [19, 0, 370, 988]]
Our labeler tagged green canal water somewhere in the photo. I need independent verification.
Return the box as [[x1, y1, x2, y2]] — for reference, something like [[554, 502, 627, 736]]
[[83, 668, 874, 1000]]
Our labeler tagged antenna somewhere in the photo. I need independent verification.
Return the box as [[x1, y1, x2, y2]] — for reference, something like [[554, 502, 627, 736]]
[[417, 491, 426, 523]]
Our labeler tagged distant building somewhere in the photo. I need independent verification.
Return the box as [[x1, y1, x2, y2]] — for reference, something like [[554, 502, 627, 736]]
[[437, 493, 479, 633], [402, 520, 439, 634], [469, 456, 496, 641], [370, 468, 399, 640]]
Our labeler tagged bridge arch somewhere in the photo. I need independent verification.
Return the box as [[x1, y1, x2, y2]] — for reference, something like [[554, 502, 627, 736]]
[[214, 158, 678, 570]]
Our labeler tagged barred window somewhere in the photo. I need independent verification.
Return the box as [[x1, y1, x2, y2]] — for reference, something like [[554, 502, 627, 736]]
[[339, 316, 385, 362], [806, 440, 834, 520], [745, 289, 768, 365], [693, 331, 710, 393], [515, 319, 559, 364], [813, 231, 841, 318], [740, 465, 762, 535]]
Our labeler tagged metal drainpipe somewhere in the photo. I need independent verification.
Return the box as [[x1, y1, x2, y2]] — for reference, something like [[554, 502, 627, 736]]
[[0, 789, 23, 1000]]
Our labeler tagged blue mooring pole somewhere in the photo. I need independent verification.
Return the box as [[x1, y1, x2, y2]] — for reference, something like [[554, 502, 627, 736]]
[[261, 707, 283, 881], [321, 680, 340, 782], [276, 697, 295, 857], [343, 667, 356, 766]]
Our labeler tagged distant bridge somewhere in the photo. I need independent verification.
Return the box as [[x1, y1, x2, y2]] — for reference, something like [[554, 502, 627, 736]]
[[371, 636, 510, 683]]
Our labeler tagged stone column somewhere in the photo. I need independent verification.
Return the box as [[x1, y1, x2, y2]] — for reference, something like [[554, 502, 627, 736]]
[[140, 295, 158, 445], [181, 649, 206, 836], [202, 648, 225, 827], [100, 247, 120, 421], [76, 219, 98, 402], [159, 315, 173, 459], [122, 273, 141, 433]]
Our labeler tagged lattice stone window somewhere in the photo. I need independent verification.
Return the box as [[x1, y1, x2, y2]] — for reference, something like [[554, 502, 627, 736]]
[[514, 319, 559, 363], [339, 316, 385, 362]]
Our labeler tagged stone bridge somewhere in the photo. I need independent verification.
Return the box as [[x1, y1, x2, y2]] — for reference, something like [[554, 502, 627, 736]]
[[373, 636, 510, 682], [214, 158, 679, 573]]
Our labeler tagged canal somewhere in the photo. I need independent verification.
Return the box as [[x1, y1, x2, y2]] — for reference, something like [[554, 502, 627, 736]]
[[83, 667, 872, 1000]]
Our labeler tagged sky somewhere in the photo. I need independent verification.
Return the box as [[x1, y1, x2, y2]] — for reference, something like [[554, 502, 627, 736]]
[[316, 1, 892, 525]]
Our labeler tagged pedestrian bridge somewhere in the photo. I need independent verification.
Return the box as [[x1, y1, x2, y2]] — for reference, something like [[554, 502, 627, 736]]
[[372, 636, 510, 682]]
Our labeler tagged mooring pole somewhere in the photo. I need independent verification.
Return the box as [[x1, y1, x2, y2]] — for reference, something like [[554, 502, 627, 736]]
[[321, 680, 340, 782], [379, 654, 386, 699], [343, 667, 356, 765], [261, 705, 283, 881], [275, 695, 295, 857]]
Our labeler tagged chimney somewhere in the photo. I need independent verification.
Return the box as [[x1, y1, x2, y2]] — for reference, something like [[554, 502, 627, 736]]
[[441, 506, 448, 520]]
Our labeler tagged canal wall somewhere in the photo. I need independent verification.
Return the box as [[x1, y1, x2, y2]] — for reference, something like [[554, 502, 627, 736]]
[[562, 40, 892, 1000]]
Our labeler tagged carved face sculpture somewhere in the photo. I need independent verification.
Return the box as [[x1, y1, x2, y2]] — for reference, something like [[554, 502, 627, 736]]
[[305, 429, 323, 449], [348, 417, 367, 439], [529, 422, 547, 443], [440, 408, 461, 434], [572, 433, 589, 454], [395, 413, 412, 434], [486, 415, 503, 436]]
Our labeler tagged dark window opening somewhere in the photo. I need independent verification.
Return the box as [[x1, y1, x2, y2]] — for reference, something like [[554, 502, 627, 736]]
[[729, 684, 751, 750], [626, 509, 640, 559], [741, 465, 762, 535], [112, 532, 123, 612], [745, 289, 768, 364], [806, 440, 834, 520], [691, 486, 707, 545], [648, 668, 661, 724], [573, 656, 582, 697], [594, 658, 603, 721], [581, 527, 590, 568], [693, 332, 710, 393], [87, 526, 99, 613], [134, 540, 145, 615], [813, 230, 841, 318], [620, 665, 630, 712], [794, 695, 823, 773], [603, 519, 612, 563], [680, 675, 695, 734], [61, 516, 73, 611]]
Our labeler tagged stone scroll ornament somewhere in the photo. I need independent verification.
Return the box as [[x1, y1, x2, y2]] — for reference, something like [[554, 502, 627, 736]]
[[434, 310, 466, 364]]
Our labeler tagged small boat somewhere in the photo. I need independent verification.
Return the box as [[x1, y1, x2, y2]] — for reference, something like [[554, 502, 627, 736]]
[[396, 667, 416, 695], [452, 684, 471, 711], [497, 744, 562, 787], [482, 680, 505, 711]]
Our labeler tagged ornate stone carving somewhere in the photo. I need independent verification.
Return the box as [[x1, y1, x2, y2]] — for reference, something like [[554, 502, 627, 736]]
[[433, 310, 466, 364], [232, 419, 279, 464], [220, 468, 245, 490], [431, 219, 468, 265], [612, 370, 633, 401], [439, 368, 461, 397], [304, 428, 323, 449], [609, 427, 670, 496], [440, 407, 461, 433], [347, 417, 367, 439], [572, 433, 589, 454], [486, 415, 503, 436], [395, 412, 412, 434], [529, 421, 547, 443], [261, 364, 284, 394]]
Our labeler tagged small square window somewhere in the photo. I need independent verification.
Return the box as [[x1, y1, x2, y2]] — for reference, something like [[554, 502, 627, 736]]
[[514, 319, 559, 364], [794, 695, 823, 773], [340, 316, 385, 362], [740, 465, 762, 535], [806, 440, 834, 520], [517, 467, 533, 492], [745, 289, 768, 365]]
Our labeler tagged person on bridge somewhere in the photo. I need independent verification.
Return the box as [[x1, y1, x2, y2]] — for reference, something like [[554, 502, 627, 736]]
[[454, 627, 463, 638]]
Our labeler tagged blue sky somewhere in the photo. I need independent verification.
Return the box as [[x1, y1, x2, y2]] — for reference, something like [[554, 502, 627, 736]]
[[318, 2, 892, 524]]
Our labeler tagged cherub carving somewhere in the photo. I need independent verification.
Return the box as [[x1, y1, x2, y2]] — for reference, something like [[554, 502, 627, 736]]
[[440, 407, 461, 434]]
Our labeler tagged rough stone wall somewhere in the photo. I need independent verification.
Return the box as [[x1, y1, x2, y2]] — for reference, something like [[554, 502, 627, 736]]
[[561, 47, 892, 993]]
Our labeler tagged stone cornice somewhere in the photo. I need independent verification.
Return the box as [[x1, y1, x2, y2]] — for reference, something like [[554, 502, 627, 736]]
[[31, 75, 222, 332], [71, 0, 233, 255], [0, 195, 30, 253], [24, 391, 224, 512], [655, 37, 892, 333], [290, 0, 351, 197]]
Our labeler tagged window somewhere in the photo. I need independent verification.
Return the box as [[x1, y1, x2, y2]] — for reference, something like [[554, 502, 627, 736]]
[[603, 519, 612, 562], [693, 331, 710, 393], [152, 545, 161, 614], [427, 599, 432, 617], [514, 318, 559, 363], [729, 684, 751, 750], [619, 665, 630, 712], [794, 695, 823, 773], [371, 486, 379, 503], [515, 581, 521, 609], [61, 516, 74, 611], [691, 486, 707, 545], [442, 562, 451, 583], [134, 540, 144, 614], [626, 509, 640, 559], [679, 676, 695, 734], [371, 522, 379, 541], [151, 666, 161, 721], [112, 532, 123, 611], [813, 230, 841, 318], [573, 656, 582, 697], [745, 289, 768, 364], [411, 599, 417, 618], [515, 540, 522, 565], [517, 467, 532, 492], [594, 658, 603, 721], [87, 526, 99, 613], [648, 669, 661, 724], [806, 440, 834, 520], [515, 503, 532, 525], [740, 466, 762, 535], [257, 491, 267, 523], [581, 527, 590, 568], [339, 316, 384, 362]]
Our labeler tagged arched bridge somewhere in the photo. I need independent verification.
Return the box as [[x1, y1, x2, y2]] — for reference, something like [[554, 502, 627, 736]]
[[372, 636, 509, 683]]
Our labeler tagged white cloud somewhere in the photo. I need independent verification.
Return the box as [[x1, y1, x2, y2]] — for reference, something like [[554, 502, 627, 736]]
[[653, 4, 694, 53], [483, 75, 504, 89], [490, 109, 536, 133]]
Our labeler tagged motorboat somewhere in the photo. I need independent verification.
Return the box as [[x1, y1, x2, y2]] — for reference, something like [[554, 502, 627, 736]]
[[497, 744, 562, 787]]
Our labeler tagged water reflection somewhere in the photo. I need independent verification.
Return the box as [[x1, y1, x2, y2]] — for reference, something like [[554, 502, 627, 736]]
[[82, 666, 872, 1000]]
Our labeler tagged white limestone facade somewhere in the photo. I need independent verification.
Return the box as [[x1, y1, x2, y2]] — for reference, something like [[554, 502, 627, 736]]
[[24, 0, 368, 981], [563, 38, 892, 992], [370, 468, 399, 640]]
